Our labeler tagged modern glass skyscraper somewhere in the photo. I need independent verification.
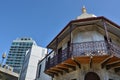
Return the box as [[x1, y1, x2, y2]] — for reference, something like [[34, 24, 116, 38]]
[[6, 37, 37, 73]]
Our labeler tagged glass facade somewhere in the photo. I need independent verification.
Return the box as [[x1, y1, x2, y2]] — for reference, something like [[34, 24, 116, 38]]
[[6, 37, 37, 73]]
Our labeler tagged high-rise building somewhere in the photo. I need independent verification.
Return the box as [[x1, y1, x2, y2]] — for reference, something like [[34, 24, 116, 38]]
[[6, 37, 37, 73], [19, 45, 47, 80]]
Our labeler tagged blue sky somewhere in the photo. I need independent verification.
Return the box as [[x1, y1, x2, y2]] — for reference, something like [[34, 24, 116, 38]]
[[0, 0, 120, 62]]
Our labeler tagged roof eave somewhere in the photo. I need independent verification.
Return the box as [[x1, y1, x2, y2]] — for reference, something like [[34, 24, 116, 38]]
[[46, 16, 120, 49]]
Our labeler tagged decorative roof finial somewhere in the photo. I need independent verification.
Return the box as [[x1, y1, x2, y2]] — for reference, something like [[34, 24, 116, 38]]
[[82, 6, 87, 13], [76, 6, 96, 19]]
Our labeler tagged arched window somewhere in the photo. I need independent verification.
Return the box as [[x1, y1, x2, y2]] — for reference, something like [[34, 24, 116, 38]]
[[84, 72, 100, 80]]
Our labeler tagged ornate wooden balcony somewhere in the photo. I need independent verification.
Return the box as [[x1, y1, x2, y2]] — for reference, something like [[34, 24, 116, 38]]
[[45, 41, 120, 76]]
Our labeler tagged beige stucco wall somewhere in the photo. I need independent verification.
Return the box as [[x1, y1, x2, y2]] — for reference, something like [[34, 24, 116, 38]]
[[53, 63, 120, 80], [57, 30, 104, 51], [72, 30, 104, 43]]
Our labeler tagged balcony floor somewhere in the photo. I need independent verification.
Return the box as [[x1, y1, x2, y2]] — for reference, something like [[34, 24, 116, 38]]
[[45, 41, 120, 76], [45, 54, 120, 76]]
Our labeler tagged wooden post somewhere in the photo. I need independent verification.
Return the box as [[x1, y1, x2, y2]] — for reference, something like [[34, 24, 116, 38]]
[[70, 24, 73, 57], [56, 38, 58, 54], [103, 21, 109, 42]]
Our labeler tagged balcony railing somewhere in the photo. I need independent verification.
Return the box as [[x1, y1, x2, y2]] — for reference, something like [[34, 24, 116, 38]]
[[109, 42, 120, 58], [72, 41, 108, 56], [45, 41, 120, 70]]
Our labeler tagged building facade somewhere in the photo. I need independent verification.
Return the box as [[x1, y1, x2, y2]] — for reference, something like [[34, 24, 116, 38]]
[[19, 45, 47, 80], [43, 7, 120, 80], [35, 52, 53, 80], [6, 37, 37, 73]]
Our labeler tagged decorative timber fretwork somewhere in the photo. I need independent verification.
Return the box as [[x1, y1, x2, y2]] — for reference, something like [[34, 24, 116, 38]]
[[62, 63, 76, 70], [106, 61, 120, 70], [107, 60, 120, 65], [47, 70, 58, 76], [101, 55, 113, 69], [72, 57, 81, 68], [56, 66, 69, 73], [51, 68, 63, 75]]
